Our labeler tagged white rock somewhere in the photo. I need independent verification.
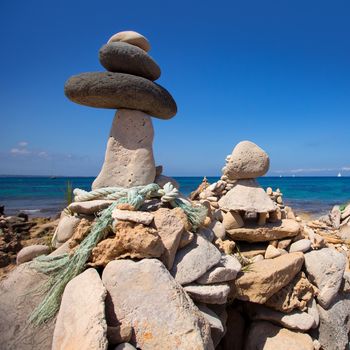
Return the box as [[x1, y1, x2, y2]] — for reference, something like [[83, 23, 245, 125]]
[[16, 244, 50, 265], [196, 254, 241, 284], [210, 220, 226, 239], [52, 269, 108, 350], [53, 214, 81, 246], [289, 239, 312, 253], [112, 208, 154, 225], [68, 200, 114, 215], [184, 283, 230, 304]]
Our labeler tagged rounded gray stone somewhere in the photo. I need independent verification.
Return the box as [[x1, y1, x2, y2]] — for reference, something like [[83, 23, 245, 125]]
[[99, 42, 161, 81], [64, 72, 177, 119]]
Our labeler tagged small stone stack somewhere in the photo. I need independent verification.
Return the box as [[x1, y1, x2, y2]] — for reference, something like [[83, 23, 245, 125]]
[[64, 31, 177, 189]]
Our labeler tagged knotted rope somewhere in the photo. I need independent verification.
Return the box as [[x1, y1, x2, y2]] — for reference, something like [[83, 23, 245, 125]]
[[29, 182, 207, 326]]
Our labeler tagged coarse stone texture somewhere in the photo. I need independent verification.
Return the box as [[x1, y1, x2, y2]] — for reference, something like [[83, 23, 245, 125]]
[[196, 254, 241, 284], [93, 110, 156, 189], [198, 227, 215, 242], [0, 263, 55, 349], [106, 323, 132, 346], [99, 42, 160, 80], [222, 211, 244, 230], [231, 252, 304, 304], [102, 259, 214, 350], [219, 179, 276, 213], [196, 303, 225, 347], [264, 244, 281, 259], [226, 219, 300, 242], [16, 244, 50, 265], [52, 269, 108, 350], [153, 208, 184, 269], [307, 298, 320, 328], [339, 223, 350, 241], [91, 221, 164, 267], [223, 141, 270, 179], [311, 288, 350, 350], [112, 208, 154, 225], [218, 307, 245, 350], [68, 200, 114, 215], [64, 72, 177, 119], [330, 205, 341, 229], [304, 248, 346, 308], [245, 321, 314, 350], [170, 234, 221, 285], [53, 214, 81, 246], [246, 303, 315, 331], [289, 239, 312, 253], [69, 218, 92, 249], [184, 283, 230, 304], [210, 220, 226, 239], [107, 31, 151, 52], [265, 271, 317, 313]]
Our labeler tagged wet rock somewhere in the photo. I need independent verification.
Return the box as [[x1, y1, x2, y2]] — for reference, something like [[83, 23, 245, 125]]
[[16, 244, 50, 265]]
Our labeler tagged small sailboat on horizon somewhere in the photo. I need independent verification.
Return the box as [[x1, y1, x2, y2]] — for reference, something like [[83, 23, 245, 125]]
[[337, 172, 342, 177]]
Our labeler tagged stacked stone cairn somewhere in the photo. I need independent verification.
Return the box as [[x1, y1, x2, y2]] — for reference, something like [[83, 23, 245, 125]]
[[0, 33, 349, 350]]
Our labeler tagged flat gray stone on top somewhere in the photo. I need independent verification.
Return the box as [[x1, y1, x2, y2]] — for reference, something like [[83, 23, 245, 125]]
[[184, 283, 230, 304], [170, 234, 221, 285]]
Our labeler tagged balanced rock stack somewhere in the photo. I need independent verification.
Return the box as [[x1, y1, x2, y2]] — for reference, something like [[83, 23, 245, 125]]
[[65, 30, 177, 189]]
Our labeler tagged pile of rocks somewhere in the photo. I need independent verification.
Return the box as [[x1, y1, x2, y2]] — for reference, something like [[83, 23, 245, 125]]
[[0, 32, 349, 350]]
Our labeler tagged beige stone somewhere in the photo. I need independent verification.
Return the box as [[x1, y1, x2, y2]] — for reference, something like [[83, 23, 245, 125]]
[[245, 321, 314, 350], [264, 244, 281, 259], [231, 252, 304, 303], [92, 109, 156, 189], [222, 211, 244, 230], [16, 244, 50, 265], [107, 31, 151, 52], [102, 259, 214, 349], [278, 238, 292, 250], [112, 208, 154, 225], [69, 200, 114, 215], [184, 283, 230, 304], [91, 221, 164, 267], [69, 218, 92, 249], [52, 269, 108, 350], [214, 238, 235, 255], [265, 272, 317, 312], [153, 208, 184, 269], [178, 230, 194, 248], [226, 219, 300, 242], [53, 214, 81, 246]]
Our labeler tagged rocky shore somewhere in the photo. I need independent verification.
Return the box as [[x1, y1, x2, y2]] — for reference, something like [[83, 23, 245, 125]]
[[0, 30, 349, 350]]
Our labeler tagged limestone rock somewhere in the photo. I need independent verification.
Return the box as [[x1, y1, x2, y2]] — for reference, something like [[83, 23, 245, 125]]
[[214, 238, 235, 255], [0, 263, 55, 349], [112, 208, 154, 225], [289, 239, 311, 253], [196, 254, 241, 284], [330, 205, 341, 229], [265, 272, 317, 313], [91, 221, 164, 267], [99, 42, 160, 80], [210, 220, 226, 239], [52, 269, 108, 350], [16, 244, 50, 265], [170, 234, 221, 285], [68, 200, 114, 215], [304, 248, 346, 308], [223, 141, 270, 180], [179, 230, 194, 248], [307, 298, 320, 328], [102, 259, 214, 349], [232, 252, 304, 304], [53, 214, 81, 245], [264, 244, 281, 259], [198, 227, 215, 242], [64, 72, 177, 119], [153, 208, 184, 269], [107, 31, 151, 52], [245, 321, 314, 350], [184, 283, 230, 304], [226, 219, 300, 242], [92, 110, 156, 189], [222, 211, 244, 230], [247, 303, 315, 331], [69, 218, 92, 249]]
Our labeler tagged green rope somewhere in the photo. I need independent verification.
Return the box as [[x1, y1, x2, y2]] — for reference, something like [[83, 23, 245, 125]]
[[29, 182, 206, 325]]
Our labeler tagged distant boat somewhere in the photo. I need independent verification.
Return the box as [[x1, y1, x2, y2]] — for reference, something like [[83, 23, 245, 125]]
[[338, 172, 342, 177]]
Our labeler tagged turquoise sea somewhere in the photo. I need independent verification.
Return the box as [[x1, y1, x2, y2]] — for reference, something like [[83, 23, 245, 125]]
[[0, 176, 349, 217]]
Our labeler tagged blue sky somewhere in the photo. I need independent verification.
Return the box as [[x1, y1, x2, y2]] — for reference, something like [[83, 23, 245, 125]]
[[0, 0, 349, 176]]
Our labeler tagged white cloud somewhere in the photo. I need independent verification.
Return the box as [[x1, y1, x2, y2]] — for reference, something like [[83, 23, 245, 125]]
[[272, 167, 350, 174], [18, 141, 28, 147], [10, 148, 31, 155]]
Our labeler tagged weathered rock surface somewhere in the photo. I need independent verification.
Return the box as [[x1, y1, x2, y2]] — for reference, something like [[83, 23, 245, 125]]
[[226, 219, 300, 242], [247, 303, 315, 331], [179, 230, 195, 248], [265, 271, 317, 313], [245, 321, 314, 350], [219, 179, 276, 213], [210, 220, 226, 239], [184, 283, 230, 304], [91, 221, 164, 266], [232, 252, 304, 303], [99, 42, 160, 80], [68, 200, 114, 215], [107, 30, 151, 52], [64, 72, 177, 119], [289, 239, 311, 253], [92, 110, 156, 189], [16, 244, 50, 265], [170, 234, 221, 285], [153, 208, 184, 269], [304, 248, 346, 308], [264, 244, 281, 259], [112, 208, 154, 225], [53, 214, 81, 245], [196, 254, 241, 284], [102, 259, 214, 349], [69, 218, 92, 248], [0, 263, 55, 349], [222, 211, 244, 230], [223, 141, 270, 179], [52, 268, 108, 350]]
